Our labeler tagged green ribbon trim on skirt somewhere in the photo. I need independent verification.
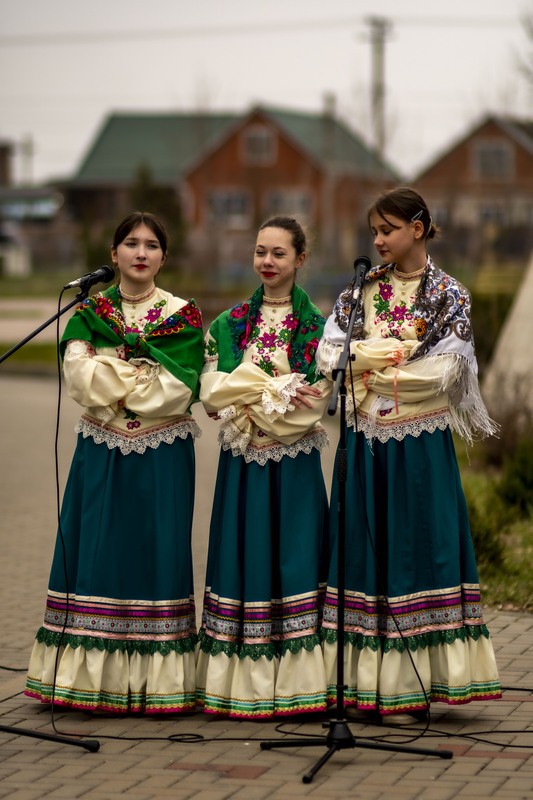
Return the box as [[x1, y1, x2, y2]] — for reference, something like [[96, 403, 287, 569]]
[[36, 627, 197, 656], [198, 627, 322, 661], [320, 624, 492, 653]]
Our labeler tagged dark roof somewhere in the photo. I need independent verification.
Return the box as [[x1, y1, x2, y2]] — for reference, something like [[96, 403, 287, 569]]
[[415, 113, 533, 180], [73, 112, 239, 186], [496, 117, 533, 158], [71, 106, 398, 186], [263, 106, 397, 178]]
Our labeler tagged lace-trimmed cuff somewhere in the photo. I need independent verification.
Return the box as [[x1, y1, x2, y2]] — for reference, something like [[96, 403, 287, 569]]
[[262, 373, 307, 417], [217, 405, 237, 422], [129, 357, 160, 385], [65, 339, 96, 357], [201, 354, 218, 374], [218, 419, 252, 456], [87, 404, 118, 424]]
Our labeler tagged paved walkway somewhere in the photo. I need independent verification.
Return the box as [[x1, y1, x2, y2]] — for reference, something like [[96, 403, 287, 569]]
[[0, 299, 71, 345], [0, 375, 532, 799]]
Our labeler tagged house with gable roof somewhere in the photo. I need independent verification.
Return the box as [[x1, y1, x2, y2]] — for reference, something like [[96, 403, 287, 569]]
[[413, 114, 533, 263], [64, 102, 398, 285]]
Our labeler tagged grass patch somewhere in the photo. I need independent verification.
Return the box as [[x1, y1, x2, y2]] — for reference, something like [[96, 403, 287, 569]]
[[0, 273, 77, 297], [0, 341, 60, 373], [479, 517, 533, 612], [461, 462, 533, 612]]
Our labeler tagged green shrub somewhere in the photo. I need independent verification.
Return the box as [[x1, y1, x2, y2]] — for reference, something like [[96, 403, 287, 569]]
[[498, 437, 533, 518], [462, 474, 505, 568]]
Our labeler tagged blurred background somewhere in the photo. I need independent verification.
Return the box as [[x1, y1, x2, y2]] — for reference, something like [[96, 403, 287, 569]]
[[1, 0, 533, 611]]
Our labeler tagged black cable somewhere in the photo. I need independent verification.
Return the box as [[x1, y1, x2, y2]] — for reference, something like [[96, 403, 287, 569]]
[[500, 685, 533, 692], [49, 290, 75, 739], [273, 716, 533, 750]]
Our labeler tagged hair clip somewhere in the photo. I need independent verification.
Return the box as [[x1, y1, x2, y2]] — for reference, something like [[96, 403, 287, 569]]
[[411, 209, 424, 222]]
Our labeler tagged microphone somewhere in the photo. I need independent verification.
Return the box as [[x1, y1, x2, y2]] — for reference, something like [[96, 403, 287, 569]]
[[351, 256, 372, 304], [64, 265, 115, 290]]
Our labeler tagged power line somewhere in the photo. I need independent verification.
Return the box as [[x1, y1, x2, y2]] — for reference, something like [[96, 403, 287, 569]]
[[0, 15, 521, 47]]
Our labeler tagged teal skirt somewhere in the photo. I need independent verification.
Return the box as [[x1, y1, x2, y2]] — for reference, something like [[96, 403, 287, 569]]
[[197, 447, 329, 717], [25, 433, 198, 714], [321, 427, 501, 712], [48, 433, 196, 602]]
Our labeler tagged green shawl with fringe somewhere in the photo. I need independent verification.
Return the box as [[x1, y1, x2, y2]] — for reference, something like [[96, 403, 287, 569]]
[[209, 283, 325, 384], [61, 285, 204, 396]]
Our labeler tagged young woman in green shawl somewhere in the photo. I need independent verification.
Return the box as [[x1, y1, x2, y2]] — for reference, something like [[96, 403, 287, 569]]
[[25, 212, 204, 714], [196, 216, 332, 718]]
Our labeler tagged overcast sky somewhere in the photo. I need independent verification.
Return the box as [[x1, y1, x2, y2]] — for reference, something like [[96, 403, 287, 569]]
[[1, 0, 532, 184]]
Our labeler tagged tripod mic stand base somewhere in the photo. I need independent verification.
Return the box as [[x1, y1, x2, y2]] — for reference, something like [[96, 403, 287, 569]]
[[260, 717, 453, 783], [0, 724, 100, 752]]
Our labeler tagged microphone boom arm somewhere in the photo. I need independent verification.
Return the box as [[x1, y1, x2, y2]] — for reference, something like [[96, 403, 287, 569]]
[[328, 257, 370, 416], [0, 289, 88, 366]]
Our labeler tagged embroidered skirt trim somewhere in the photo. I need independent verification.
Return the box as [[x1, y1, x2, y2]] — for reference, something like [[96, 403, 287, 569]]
[[321, 584, 489, 652], [199, 586, 325, 660], [39, 590, 197, 651]]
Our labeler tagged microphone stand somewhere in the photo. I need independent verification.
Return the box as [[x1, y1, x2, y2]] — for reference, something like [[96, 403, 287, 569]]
[[261, 264, 452, 782], [0, 296, 82, 366], [0, 285, 100, 752]]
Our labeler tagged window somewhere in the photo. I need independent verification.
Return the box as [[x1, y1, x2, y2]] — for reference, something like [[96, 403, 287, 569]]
[[208, 189, 252, 228], [479, 205, 506, 226], [241, 125, 276, 166], [265, 189, 313, 219], [430, 204, 447, 228], [473, 140, 513, 181]]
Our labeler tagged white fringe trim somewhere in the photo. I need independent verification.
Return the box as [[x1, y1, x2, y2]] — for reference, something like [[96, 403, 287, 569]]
[[316, 337, 340, 378], [419, 354, 499, 444]]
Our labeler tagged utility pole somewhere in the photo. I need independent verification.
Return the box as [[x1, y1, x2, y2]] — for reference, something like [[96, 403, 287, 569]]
[[366, 16, 391, 162], [19, 134, 34, 185]]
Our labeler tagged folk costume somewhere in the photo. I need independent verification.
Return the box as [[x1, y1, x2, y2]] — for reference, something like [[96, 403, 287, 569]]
[[196, 284, 331, 718], [317, 256, 501, 716], [25, 285, 204, 714]]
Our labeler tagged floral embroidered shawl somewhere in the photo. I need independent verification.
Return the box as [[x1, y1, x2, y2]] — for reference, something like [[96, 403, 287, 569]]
[[210, 283, 325, 384], [60, 285, 204, 396], [328, 256, 497, 440]]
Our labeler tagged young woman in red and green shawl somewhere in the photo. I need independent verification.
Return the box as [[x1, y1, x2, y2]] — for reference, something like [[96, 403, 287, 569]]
[[317, 187, 501, 724], [25, 212, 204, 714], [196, 216, 332, 718]]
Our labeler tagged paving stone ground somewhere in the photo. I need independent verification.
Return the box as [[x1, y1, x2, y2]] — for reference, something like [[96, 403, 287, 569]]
[[0, 373, 532, 799]]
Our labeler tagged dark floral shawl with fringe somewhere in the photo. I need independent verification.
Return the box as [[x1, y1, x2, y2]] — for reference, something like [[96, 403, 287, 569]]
[[328, 256, 497, 440], [210, 283, 325, 385], [333, 256, 472, 360]]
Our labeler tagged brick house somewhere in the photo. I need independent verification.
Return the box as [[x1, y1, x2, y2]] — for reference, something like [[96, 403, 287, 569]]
[[413, 114, 533, 263], [65, 103, 398, 288]]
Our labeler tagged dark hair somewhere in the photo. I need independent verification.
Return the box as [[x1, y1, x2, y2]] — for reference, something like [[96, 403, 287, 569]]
[[258, 216, 307, 257], [112, 211, 168, 255], [367, 187, 437, 240]]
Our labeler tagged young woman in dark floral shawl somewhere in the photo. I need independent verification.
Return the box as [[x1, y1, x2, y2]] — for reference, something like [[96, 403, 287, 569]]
[[317, 187, 501, 724], [26, 212, 204, 714], [196, 216, 332, 718]]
